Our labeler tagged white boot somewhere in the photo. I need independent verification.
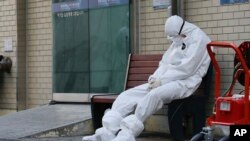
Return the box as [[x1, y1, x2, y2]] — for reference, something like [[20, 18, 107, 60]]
[[83, 110, 122, 141], [120, 115, 144, 137], [82, 127, 115, 141], [102, 110, 123, 134], [82, 134, 100, 141], [111, 129, 136, 141], [111, 115, 144, 141]]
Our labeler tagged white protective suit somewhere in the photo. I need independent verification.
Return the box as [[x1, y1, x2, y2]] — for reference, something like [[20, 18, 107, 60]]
[[83, 15, 211, 141]]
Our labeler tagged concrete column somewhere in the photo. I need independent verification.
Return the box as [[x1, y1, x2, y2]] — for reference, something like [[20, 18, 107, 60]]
[[131, 0, 140, 54], [16, 0, 27, 111]]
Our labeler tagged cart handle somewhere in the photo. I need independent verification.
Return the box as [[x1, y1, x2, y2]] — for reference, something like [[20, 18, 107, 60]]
[[207, 41, 250, 101]]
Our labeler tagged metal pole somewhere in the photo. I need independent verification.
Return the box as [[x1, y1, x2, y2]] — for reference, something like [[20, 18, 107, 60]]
[[171, 0, 177, 15], [171, 0, 184, 19]]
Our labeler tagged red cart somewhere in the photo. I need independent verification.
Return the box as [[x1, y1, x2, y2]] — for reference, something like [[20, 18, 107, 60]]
[[191, 41, 250, 141]]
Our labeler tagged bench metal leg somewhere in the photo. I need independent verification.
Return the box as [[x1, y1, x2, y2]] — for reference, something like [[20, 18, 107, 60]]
[[168, 100, 185, 141], [91, 102, 112, 130]]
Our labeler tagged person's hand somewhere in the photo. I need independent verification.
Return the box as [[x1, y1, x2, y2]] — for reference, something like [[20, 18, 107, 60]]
[[148, 79, 161, 91], [148, 76, 156, 84]]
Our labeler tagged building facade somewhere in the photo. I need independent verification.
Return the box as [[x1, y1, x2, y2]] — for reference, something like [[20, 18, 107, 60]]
[[0, 0, 249, 116]]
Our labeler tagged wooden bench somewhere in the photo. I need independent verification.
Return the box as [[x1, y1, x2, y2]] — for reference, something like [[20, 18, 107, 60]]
[[91, 54, 162, 129], [90, 54, 212, 139]]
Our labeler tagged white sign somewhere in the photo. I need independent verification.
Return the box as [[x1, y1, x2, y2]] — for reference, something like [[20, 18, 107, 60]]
[[98, 0, 109, 6], [109, 0, 120, 5], [153, 0, 171, 10], [98, 0, 121, 6], [4, 38, 13, 52]]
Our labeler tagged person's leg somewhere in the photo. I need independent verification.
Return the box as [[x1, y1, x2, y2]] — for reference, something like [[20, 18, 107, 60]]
[[83, 84, 149, 141], [112, 81, 189, 141], [136, 81, 189, 121]]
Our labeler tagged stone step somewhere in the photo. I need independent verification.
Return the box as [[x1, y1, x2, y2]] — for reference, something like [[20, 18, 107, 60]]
[[0, 104, 93, 139]]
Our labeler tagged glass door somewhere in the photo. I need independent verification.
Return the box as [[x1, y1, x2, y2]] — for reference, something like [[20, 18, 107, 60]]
[[52, 0, 90, 102], [52, 0, 130, 102]]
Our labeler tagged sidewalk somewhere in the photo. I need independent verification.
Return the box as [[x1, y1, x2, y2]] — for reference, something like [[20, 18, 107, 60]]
[[0, 104, 92, 139], [19, 136, 172, 141], [19, 132, 173, 141], [0, 104, 174, 141]]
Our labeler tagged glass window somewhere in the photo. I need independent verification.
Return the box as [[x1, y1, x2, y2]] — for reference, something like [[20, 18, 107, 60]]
[[89, 3, 130, 93], [220, 0, 249, 5]]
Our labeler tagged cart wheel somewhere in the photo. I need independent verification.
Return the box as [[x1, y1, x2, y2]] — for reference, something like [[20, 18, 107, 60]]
[[190, 133, 204, 141], [218, 136, 229, 141]]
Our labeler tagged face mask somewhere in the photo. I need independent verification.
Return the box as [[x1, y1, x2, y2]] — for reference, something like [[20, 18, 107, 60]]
[[168, 36, 184, 46], [167, 36, 174, 44]]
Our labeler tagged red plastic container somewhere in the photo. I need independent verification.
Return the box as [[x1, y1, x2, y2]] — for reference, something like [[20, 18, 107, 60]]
[[215, 97, 246, 124]]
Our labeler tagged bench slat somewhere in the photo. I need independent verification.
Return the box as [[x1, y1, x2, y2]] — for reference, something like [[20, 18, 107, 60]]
[[128, 74, 150, 81], [92, 54, 162, 104], [92, 95, 118, 103], [130, 55, 162, 61], [126, 80, 147, 88], [130, 61, 159, 68], [129, 68, 157, 74]]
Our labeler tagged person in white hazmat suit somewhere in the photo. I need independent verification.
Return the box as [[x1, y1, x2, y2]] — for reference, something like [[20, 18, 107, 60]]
[[83, 15, 211, 141]]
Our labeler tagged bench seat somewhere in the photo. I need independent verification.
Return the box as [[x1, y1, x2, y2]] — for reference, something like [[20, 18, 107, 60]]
[[91, 95, 118, 103], [90, 54, 212, 139]]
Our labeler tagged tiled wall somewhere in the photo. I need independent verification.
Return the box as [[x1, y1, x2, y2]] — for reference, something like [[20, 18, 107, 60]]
[[0, 0, 17, 111], [186, 0, 250, 44], [138, 0, 171, 54], [26, 0, 53, 108], [0, 0, 53, 111], [185, 0, 250, 111]]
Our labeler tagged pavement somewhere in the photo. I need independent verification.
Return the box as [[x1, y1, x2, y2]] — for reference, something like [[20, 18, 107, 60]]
[[0, 104, 92, 139], [19, 135, 172, 141], [0, 134, 172, 141], [0, 104, 173, 141], [18, 132, 173, 141]]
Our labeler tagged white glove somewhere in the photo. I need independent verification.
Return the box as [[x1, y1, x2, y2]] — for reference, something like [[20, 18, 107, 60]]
[[147, 78, 161, 91], [148, 76, 156, 84]]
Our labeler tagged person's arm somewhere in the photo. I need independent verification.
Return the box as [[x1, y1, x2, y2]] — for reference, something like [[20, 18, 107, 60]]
[[159, 37, 210, 84], [148, 46, 174, 82]]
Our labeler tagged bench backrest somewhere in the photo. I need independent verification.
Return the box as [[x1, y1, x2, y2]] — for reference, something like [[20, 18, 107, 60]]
[[91, 54, 212, 103], [91, 54, 163, 104], [125, 54, 163, 90], [124, 54, 213, 98]]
